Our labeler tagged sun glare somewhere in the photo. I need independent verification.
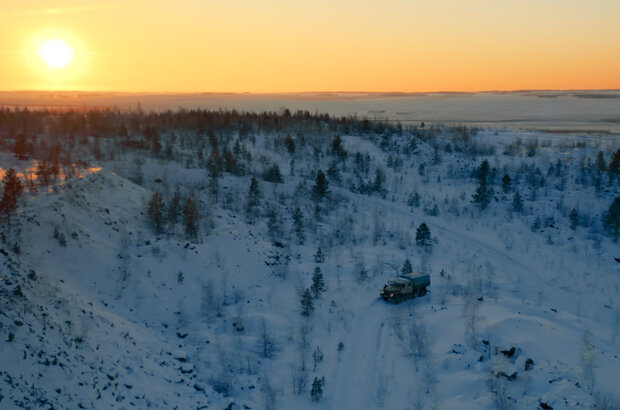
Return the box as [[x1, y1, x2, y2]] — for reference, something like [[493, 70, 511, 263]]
[[38, 39, 73, 69]]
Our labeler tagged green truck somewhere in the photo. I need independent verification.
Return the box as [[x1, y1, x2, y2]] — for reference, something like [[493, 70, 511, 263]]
[[380, 272, 430, 303]]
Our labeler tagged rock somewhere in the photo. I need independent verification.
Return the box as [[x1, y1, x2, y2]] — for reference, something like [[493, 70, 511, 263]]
[[525, 358, 534, 371], [500, 346, 516, 358]]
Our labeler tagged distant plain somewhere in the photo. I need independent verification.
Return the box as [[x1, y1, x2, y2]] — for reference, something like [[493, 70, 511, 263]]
[[2, 90, 620, 135]]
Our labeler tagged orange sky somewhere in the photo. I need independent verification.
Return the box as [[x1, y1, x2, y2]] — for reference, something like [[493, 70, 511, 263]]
[[1, 0, 619, 92]]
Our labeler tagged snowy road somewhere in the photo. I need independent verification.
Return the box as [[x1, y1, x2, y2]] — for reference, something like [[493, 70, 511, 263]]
[[331, 299, 392, 410]]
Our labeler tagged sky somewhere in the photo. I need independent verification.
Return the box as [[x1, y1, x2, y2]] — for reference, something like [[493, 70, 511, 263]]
[[1, 0, 619, 93]]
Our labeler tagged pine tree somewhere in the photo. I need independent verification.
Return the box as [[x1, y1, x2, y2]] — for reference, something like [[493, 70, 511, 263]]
[[512, 192, 524, 212], [12, 133, 28, 158], [263, 164, 283, 183], [609, 148, 620, 176], [595, 151, 607, 172], [602, 197, 620, 240], [569, 208, 579, 230], [266, 205, 281, 242], [183, 198, 199, 238], [327, 160, 341, 183], [501, 174, 512, 193], [314, 247, 325, 263], [0, 169, 23, 222], [300, 288, 314, 316], [246, 177, 261, 222], [402, 258, 413, 274], [311, 266, 326, 298], [373, 168, 386, 195], [531, 216, 542, 232], [415, 223, 432, 247], [284, 134, 295, 154], [331, 135, 346, 158], [357, 262, 368, 282], [312, 170, 329, 202], [35, 160, 59, 186], [476, 159, 491, 182], [407, 192, 421, 208], [472, 160, 493, 209], [310, 377, 325, 402], [168, 192, 180, 224], [292, 207, 305, 244], [147, 192, 166, 234]]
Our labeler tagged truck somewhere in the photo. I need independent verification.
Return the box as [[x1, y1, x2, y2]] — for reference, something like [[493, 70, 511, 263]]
[[380, 272, 430, 303]]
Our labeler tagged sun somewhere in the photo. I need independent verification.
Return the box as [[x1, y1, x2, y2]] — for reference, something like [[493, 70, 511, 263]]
[[38, 39, 74, 69]]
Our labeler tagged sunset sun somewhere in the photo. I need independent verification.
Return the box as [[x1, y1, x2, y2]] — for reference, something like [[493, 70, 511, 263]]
[[38, 38, 73, 69]]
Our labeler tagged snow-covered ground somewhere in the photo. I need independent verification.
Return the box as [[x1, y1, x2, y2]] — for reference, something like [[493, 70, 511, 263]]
[[1, 113, 619, 409]]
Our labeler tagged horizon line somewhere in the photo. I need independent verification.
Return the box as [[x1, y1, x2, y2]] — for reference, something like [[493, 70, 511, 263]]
[[1, 88, 620, 95]]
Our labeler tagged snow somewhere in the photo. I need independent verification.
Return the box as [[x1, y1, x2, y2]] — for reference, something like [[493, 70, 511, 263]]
[[1, 112, 619, 409]]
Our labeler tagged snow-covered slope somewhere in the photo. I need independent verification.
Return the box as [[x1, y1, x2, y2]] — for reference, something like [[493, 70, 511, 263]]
[[1, 119, 619, 409]]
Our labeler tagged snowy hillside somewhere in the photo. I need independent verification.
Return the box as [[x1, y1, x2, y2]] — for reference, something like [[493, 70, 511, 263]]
[[1, 109, 619, 409]]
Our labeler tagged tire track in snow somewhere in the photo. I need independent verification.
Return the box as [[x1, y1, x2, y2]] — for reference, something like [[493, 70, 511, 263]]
[[331, 299, 388, 410]]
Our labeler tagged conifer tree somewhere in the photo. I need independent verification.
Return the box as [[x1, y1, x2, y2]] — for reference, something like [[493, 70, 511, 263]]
[[310, 377, 325, 402], [501, 174, 512, 193], [246, 177, 261, 222], [569, 208, 579, 230], [603, 197, 620, 240], [312, 170, 329, 202], [300, 288, 314, 316], [373, 168, 386, 195], [331, 135, 346, 159], [402, 258, 413, 274], [512, 192, 524, 212], [183, 198, 199, 238], [472, 160, 493, 209], [415, 223, 432, 247], [292, 207, 305, 244], [284, 134, 295, 154], [314, 247, 325, 263], [266, 205, 281, 242], [311, 266, 326, 298], [407, 192, 421, 208], [168, 192, 180, 224], [595, 151, 607, 172], [263, 165, 283, 183], [148, 192, 166, 234], [531, 216, 542, 232], [0, 169, 23, 222], [223, 148, 236, 174], [609, 148, 620, 177]]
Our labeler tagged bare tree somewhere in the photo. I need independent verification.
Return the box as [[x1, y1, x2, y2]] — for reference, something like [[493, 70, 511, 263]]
[[290, 363, 308, 395], [262, 375, 279, 410], [259, 319, 275, 359]]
